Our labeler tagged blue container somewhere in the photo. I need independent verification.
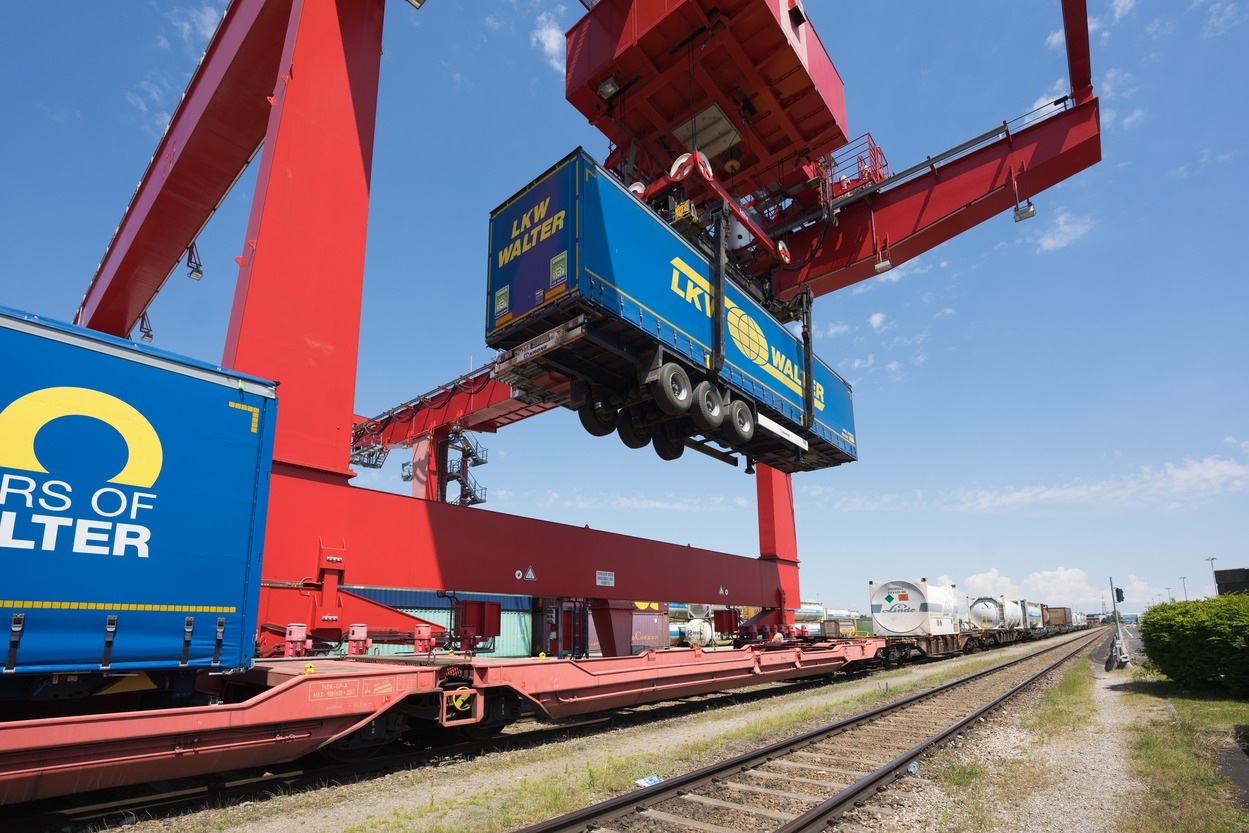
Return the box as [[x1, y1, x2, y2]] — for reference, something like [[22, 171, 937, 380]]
[[0, 306, 276, 675], [486, 149, 856, 472]]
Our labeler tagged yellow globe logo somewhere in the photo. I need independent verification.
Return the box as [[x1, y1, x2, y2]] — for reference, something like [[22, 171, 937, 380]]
[[727, 306, 769, 366]]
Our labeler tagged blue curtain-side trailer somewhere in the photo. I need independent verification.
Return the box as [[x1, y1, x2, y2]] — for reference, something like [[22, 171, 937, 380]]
[[485, 149, 856, 473], [0, 306, 276, 690]]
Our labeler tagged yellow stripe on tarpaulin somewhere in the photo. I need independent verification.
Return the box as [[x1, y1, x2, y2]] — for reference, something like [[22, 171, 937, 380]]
[[0, 600, 236, 613]]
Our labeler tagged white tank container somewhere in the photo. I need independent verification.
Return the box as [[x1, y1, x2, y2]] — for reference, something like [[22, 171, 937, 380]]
[[1021, 600, 1044, 630], [869, 579, 959, 637], [968, 596, 1004, 628], [968, 596, 1024, 629]]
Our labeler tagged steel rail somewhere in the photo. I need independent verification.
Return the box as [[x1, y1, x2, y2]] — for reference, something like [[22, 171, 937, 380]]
[[513, 631, 1101, 833], [775, 632, 1101, 832]]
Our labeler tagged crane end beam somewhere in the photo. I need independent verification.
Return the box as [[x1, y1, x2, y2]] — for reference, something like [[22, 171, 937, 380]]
[[774, 98, 1102, 299]]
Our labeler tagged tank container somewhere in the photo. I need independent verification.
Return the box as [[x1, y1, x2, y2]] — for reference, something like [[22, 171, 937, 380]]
[[869, 579, 959, 637]]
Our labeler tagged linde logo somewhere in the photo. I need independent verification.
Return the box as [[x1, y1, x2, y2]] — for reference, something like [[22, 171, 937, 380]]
[[883, 603, 917, 613], [0, 386, 163, 558]]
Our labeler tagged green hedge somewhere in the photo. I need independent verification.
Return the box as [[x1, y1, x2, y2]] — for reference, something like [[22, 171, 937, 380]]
[[1138, 594, 1249, 696]]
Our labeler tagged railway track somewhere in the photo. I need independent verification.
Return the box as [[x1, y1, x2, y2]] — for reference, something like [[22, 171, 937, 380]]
[[5, 666, 859, 833], [514, 630, 1102, 833]]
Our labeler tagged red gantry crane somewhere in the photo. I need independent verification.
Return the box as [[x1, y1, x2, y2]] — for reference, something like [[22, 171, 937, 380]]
[[71, 0, 1099, 654], [0, 0, 1100, 804]]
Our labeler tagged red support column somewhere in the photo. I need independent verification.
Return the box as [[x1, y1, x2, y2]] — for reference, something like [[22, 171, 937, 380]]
[[588, 600, 634, 658], [756, 464, 800, 625], [410, 436, 438, 501], [222, 0, 384, 476], [217, 0, 389, 648]]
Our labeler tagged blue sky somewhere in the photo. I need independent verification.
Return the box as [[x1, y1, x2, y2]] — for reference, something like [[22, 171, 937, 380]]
[[1, 1, 1244, 617]]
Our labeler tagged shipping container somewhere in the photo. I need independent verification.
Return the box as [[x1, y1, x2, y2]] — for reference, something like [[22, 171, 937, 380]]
[[1020, 600, 1045, 630], [484, 148, 856, 474], [1046, 606, 1074, 627], [869, 579, 960, 637], [0, 306, 276, 677], [967, 596, 1025, 630]]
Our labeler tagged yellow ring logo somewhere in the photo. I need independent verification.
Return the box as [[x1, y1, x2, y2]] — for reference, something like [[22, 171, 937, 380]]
[[0, 387, 163, 487]]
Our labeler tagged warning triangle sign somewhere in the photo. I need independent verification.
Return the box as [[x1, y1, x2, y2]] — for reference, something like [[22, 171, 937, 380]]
[[524, 567, 536, 580]]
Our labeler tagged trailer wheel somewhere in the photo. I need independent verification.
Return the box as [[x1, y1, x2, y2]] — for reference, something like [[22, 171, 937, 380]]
[[616, 405, 653, 449], [724, 400, 755, 443], [652, 362, 692, 416], [577, 401, 617, 437], [652, 425, 685, 461], [689, 381, 724, 431]]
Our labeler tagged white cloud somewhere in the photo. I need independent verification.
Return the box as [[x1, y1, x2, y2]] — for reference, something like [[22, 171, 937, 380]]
[[531, 12, 565, 72], [962, 567, 1106, 609], [1198, 1, 1246, 37], [934, 307, 956, 319], [868, 312, 887, 331], [1225, 436, 1249, 455], [1121, 108, 1147, 129], [943, 455, 1249, 512], [125, 91, 148, 114], [137, 80, 164, 104], [1029, 78, 1069, 119], [1036, 210, 1093, 252], [166, 3, 224, 49], [37, 104, 79, 124], [485, 15, 504, 30], [1045, 29, 1065, 49], [818, 321, 849, 338], [846, 354, 875, 371], [961, 568, 1020, 599], [850, 258, 929, 293], [1101, 68, 1137, 99], [1146, 17, 1174, 37], [1111, 0, 1136, 23]]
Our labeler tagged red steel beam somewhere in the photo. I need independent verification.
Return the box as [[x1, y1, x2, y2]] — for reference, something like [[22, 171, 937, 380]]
[[263, 470, 799, 609], [75, 0, 291, 336], [772, 97, 1101, 300], [353, 370, 557, 453], [1062, 0, 1094, 103]]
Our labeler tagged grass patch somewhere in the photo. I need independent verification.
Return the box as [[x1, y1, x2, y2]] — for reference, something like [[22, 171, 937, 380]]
[[1117, 668, 1249, 833], [1022, 654, 1096, 738]]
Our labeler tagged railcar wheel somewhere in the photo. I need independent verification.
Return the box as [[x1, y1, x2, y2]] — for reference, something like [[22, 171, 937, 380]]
[[689, 381, 724, 431], [652, 425, 685, 461], [652, 362, 692, 415], [577, 400, 617, 437], [724, 400, 755, 444], [616, 405, 653, 449]]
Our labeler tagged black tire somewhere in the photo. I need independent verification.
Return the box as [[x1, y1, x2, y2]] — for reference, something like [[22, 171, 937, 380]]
[[651, 362, 692, 416], [724, 400, 755, 444], [689, 381, 724, 431], [616, 405, 653, 449], [577, 401, 617, 437], [652, 426, 685, 461]]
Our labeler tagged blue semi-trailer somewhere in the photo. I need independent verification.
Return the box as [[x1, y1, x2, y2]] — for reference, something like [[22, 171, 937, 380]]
[[485, 148, 856, 473], [0, 306, 276, 690]]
